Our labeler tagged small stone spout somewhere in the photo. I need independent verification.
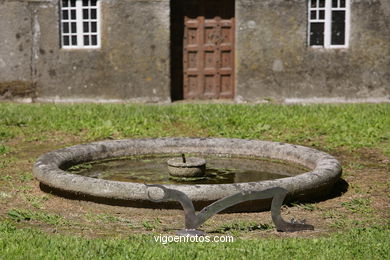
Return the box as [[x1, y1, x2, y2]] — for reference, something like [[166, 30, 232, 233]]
[[167, 156, 206, 177], [181, 153, 186, 163]]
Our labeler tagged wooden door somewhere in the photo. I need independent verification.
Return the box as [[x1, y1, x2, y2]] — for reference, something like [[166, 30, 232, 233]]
[[182, 0, 235, 99]]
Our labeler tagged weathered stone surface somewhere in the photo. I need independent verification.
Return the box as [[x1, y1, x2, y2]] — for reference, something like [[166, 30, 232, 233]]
[[0, 0, 33, 99], [33, 138, 342, 211], [167, 157, 206, 177], [34, 0, 170, 102], [236, 0, 390, 102]]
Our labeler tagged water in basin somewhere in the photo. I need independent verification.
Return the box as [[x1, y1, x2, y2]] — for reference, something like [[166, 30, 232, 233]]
[[67, 154, 308, 185]]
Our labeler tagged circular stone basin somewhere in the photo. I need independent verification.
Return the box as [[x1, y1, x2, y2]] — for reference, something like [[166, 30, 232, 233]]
[[167, 156, 206, 177], [33, 138, 342, 211]]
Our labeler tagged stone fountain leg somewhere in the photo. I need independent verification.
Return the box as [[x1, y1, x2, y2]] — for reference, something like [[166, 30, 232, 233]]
[[146, 184, 314, 235]]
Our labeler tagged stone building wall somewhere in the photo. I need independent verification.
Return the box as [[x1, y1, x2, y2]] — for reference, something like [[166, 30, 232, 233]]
[[1, 0, 171, 103], [34, 0, 171, 102], [235, 0, 390, 102], [0, 0, 389, 103], [0, 0, 34, 100]]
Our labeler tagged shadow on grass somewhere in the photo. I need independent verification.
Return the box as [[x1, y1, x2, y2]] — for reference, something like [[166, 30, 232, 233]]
[[325, 178, 349, 200], [39, 178, 349, 213], [289, 178, 349, 206]]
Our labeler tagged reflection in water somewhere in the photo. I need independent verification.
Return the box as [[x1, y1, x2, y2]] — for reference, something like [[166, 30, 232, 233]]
[[68, 155, 309, 185]]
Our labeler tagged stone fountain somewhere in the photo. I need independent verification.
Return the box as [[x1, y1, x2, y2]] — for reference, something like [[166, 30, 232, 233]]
[[33, 138, 342, 233]]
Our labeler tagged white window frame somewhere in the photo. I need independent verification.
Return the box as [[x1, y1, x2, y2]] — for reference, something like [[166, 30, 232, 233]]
[[60, 0, 101, 49], [308, 0, 350, 49]]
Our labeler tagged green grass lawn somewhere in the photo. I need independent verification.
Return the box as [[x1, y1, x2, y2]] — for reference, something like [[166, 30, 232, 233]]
[[0, 103, 389, 151], [0, 103, 389, 259], [1, 221, 389, 260]]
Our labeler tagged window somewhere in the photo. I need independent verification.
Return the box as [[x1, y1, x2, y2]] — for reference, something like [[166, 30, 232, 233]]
[[308, 0, 350, 48], [60, 0, 101, 49]]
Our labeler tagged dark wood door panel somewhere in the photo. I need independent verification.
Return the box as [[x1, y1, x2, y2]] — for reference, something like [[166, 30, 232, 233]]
[[183, 0, 235, 99]]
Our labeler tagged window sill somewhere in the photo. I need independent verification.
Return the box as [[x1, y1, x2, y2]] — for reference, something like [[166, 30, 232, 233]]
[[61, 47, 101, 51], [308, 45, 349, 51]]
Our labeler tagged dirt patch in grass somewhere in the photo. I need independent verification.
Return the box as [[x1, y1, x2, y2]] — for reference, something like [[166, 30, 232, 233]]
[[0, 136, 389, 239]]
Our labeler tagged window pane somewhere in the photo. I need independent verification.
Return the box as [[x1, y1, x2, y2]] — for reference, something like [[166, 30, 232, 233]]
[[319, 0, 325, 8], [310, 11, 316, 20], [70, 0, 76, 7], [71, 35, 77, 45], [91, 35, 97, 45], [91, 9, 97, 19], [84, 35, 90, 46], [331, 11, 345, 45], [91, 22, 97, 32], [319, 10, 325, 19], [91, 0, 97, 6], [83, 9, 89, 19], [340, 0, 345, 7], [62, 10, 69, 20], [83, 22, 89, 33], [332, 0, 338, 8], [63, 36, 70, 46], [63, 23, 69, 33], [71, 22, 77, 33], [83, 0, 89, 6], [310, 22, 324, 46], [62, 0, 68, 8], [71, 9, 76, 20], [310, 0, 317, 8]]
